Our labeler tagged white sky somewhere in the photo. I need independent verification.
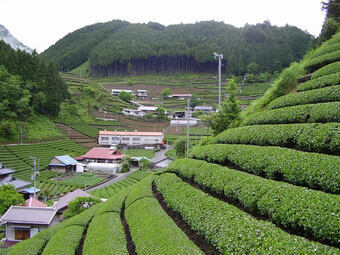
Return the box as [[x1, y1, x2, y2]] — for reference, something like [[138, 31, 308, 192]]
[[1, 0, 326, 53]]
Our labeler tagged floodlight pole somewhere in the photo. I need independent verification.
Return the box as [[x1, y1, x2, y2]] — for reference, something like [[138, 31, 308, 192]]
[[213, 52, 223, 110]]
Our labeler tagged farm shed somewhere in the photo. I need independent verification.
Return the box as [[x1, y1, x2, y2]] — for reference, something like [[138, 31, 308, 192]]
[[0, 163, 31, 191], [20, 187, 41, 200], [0, 206, 58, 244], [98, 130, 164, 148], [169, 93, 192, 99], [86, 162, 122, 174], [77, 147, 125, 163], [48, 155, 78, 173]]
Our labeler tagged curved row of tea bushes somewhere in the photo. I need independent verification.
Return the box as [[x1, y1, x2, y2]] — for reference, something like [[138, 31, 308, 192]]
[[267, 86, 340, 109], [309, 43, 340, 61], [83, 212, 128, 255], [213, 123, 340, 155], [241, 102, 340, 126], [297, 72, 340, 91], [167, 158, 340, 245], [189, 144, 340, 193], [125, 176, 204, 255], [311, 61, 340, 79], [304, 49, 340, 73], [155, 173, 339, 254], [41, 225, 84, 255]]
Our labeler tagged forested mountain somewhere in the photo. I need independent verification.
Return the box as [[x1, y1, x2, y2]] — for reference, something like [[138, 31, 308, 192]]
[[41, 20, 313, 77], [0, 40, 69, 138]]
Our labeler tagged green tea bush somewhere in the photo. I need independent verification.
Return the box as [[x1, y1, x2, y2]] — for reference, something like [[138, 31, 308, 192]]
[[297, 72, 340, 91], [304, 49, 340, 73], [241, 102, 340, 126], [83, 212, 128, 255], [167, 158, 340, 244], [41, 225, 84, 255], [267, 86, 340, 109], [155, 173, 338, 254], [213, 123, 340, 154], [309, 44, 340, 61], [189, 144, 340, 193], [311, 62, 340, 79]]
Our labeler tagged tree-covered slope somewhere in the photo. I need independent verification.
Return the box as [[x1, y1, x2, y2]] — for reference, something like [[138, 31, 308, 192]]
[[41, 20, 313, 77]]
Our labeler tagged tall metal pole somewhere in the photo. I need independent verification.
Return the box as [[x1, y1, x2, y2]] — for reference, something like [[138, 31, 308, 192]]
[[218, 56, 222, 109], [186, 96, 190, 157]]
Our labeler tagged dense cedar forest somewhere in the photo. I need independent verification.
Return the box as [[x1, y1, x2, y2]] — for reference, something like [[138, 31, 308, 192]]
[[41, 20, 313, 77], [0, 40, 69, 136]]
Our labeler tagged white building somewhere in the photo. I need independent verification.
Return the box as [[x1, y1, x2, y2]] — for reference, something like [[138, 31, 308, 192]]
[[136, 90, 148, 99], [122, 109, 145, 117], [98, 130, 163, 147], [112, 89, 133, 96], [138, 106, 158, 113]]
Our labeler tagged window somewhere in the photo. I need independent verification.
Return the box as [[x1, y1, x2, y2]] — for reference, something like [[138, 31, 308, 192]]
[[112, 137, 120, 141], [15, 228, 30, 240], [122, 137, 130, 141], [132, 137, 140, 141], [101, 136, 109, 140]]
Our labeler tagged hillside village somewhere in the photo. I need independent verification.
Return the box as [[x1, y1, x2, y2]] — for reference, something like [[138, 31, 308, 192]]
[[0, 1, 339, 254]]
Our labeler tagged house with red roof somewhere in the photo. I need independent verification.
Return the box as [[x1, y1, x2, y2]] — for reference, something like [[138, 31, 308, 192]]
[[24, 198, 47, 208], [76, 146, 124, 163], [98, 130, 163, 148]]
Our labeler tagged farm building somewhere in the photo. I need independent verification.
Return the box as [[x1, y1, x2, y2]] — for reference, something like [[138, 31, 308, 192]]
[[194, 105, 214, 112], [86, 162, 121, 174], [111, 89, 133, 96], [77, 147, 125, 163], [138, 105, 158, 113], [0, 163, 31, 191], [136, 90, 148, 99], [122, 108, 145, 117], [169, 94, 192, 99], [98, 130, 164, 148], [20, 187, 41, 200], [0, 206, 58, 245], [48, 155, 78, 172], [54, 189, 92, 214]]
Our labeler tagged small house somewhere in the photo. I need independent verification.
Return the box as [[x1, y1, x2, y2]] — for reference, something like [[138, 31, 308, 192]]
[[136, 90, 148, 100], [48, 155, 78, 172], [0, 163, 31, 191], [77, 147, 125, 163], [0, 206, 58, 243]]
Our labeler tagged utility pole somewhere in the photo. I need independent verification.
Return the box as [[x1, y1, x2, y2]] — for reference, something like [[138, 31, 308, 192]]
[[186, 96, 190, 157], [55, 175, 58, 197], [212, 52, 223, 110], [84, 179, 87, 191], [30, 157, 39, 199]]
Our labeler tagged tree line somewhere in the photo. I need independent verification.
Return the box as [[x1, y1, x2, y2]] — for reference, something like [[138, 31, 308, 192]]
[[40, 20, 313, 77], [0, 40, 69, 138]]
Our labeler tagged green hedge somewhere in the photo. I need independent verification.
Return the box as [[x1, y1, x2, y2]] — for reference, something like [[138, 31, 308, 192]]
[[189, 144, 340, 193], [297, 72, 340, 91], [267, 86, 340, 109], [304, 49, 340, 73], [41, 225, 84, 255], [155, 173, 338, 254], [167, 158, 340, 244], [241, 102, 340, 126], [125, 175, 203, 255], [97, 188, 130, 215], [213, 123, 340, 155], [83, 212, 128, 255], [311, 62, 340, 79], [309, 44, 340, 61]]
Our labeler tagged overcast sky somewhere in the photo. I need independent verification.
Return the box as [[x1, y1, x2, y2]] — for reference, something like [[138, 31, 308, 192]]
[[1, 0, 326, 53]]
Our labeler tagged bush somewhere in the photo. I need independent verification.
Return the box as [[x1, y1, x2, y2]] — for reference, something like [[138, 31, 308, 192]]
[[174, 136, 187, 157], [64, 196, 101, 219], [155, 173, 337, 254], [213, 123, 340, 154], [189, 144, 340, 193], [168, 158, 340, 244], [118, 91, 132, 102], [297, 72, 340, 91], [311, 61, 340, 79], [267, 86, 340, 109], [241, 102, 340, 126], [138, 158, 151, 170], [304, 49, 340, 73]]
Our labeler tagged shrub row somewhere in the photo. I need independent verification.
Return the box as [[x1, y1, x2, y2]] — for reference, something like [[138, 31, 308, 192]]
[[297, 72, 340, 91], [311, 61, 340, 79], [83, 212, 128, 255], [41, 225, 84, 255], [125, 176, 204, 255], [304, 49, 340, 73], [155, 173, 338, 254], [241, 102, 340, 126], [167, 158, 340, 245], [189, 144, 340, 193], [213, 123, 340, 155], [309, 44, 340, 61], [267, 86, 340, 109]]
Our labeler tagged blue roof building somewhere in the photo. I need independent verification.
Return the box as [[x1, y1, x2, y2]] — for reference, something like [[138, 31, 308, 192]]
[[48, 155, 78, 172]]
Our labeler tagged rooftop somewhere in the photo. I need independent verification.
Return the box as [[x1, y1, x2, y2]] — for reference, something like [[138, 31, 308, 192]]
[[80, 147, 125, 160], [0, 206, 57, 225], [51, 155, 78, 165], [55, 189, 91, 211], [99, 131, 163, 136], [24, 198, 47, 208]]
